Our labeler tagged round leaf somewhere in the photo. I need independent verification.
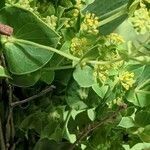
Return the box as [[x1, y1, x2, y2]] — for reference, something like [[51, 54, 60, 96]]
[[73, 66, 95, 87]]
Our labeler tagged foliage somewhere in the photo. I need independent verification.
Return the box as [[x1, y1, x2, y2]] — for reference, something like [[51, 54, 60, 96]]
[[0, 0, 150, 150]]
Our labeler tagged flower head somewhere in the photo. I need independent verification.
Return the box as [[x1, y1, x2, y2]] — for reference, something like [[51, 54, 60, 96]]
[[106, 33, 125, 45], [81, 13, 100, 34], [70, 37, 89, 57], [93, 64, 110, 82], [119, 71, 134, 90], [130, 4, 150, 34], [44, 15, 57, 30]]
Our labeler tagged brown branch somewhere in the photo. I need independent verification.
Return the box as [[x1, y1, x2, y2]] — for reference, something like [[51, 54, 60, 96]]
[[1, 54, 15, 150], [5, 85, 15, 150], [68, 104, 127, 150], [11, 85, 56, 107]]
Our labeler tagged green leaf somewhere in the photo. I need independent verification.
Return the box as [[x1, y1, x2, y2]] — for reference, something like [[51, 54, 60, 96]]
[[2, 41, 54, 75], [41, 69, 55, 84], [0, 0, 5, 10], [118, 117, 135, 128], [135, 111, 150, 127], [92, 84, 108, 99], [138, 125, 150, 142], [20, 111, 48, 134], [0, 65, 10, 78], [126, 66, 150, 107], [66, 81, 87, 110], [64, 128, 76, 143], [73, 66, 95, 87], [33, 139, 59, 150], [130, 143, 150, 150], [55, 69, 73, 86], [0, 6, 60, 75], [87, 108, 95, 121], [9, 71, 41, 87]]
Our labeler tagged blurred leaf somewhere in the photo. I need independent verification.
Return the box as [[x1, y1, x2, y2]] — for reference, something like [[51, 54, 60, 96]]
[[41, 69, 55, 84], [20, 111, 48, 134], [33, 139, 59, 150], [0, 0, 5, 10], [92, 84, 108, 99], [66, 81, 87, 110], [118, 117, 135, 128], [130, 143, 150, 150], [126, 66, 150, 107], [9, 71, 41, 87], [138, 125, 150, 143], [135, 111, 150, 127], [0, 65, 10, 78], [87, 108, 95, 121]]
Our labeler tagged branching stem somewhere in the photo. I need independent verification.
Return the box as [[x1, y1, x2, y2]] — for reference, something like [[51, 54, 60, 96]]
[[11, 85, 55, 107]]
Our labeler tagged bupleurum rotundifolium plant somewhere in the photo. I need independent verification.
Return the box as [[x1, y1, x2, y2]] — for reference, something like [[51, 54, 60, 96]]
[[0, 0, 150, 150]]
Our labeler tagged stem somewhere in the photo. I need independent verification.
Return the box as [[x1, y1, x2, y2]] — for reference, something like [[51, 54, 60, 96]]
[[62, 109, 72, 135], [0, 116, 5, 150], [100, 4, 127, 20], [6, 37, 124, 67], [88, 58, 123, 65], [5, 85, 14, 150], [68, 105, 127, 150], [44, 65, 74, 70], [136, 90, 150, 95], [100, 8, 127, 27], [1, 54, 15, 150], [12, 38, 79, 62], [11, 85, 55, 107]]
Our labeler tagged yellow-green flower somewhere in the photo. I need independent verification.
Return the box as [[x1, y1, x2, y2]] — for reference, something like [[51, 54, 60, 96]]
[[44, 15, 57, 30], [14, 0, 38, 12], [72, 0, 83, 17], [81, 13, 100, 34], [93, 64, 110, 82], [119, 71, 134, 90], [130, 4, 150, 34], [107, 33, 125, 45], [75, 0, 82, 9], [70, 37, 89, 57]]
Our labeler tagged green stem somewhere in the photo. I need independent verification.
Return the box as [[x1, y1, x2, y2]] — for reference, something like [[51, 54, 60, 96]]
[[62, 109, 72, 135], [100, 4, 127, 19], [7, 38, 123, 66], [44, 65, 74, 70], [136, 90, 150, 95], [100, 8, 127, 27], [88, 58, 123, 65], [12, 38, 80, 62]]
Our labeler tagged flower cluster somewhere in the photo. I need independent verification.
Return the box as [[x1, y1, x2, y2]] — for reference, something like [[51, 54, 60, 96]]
[[106, 33, 125, 45], [130, 4, 150, 34], [64, 0, 83, 28], [107, 97, 124, 108], [70, 37, 89, 57], [119, 71, 134, 90], [81, 13, 100, 34], [44, 15, 57, 30], [73, 0, 82, 17], [14, 0, 38, 12], [93, 64, 110, 82]]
